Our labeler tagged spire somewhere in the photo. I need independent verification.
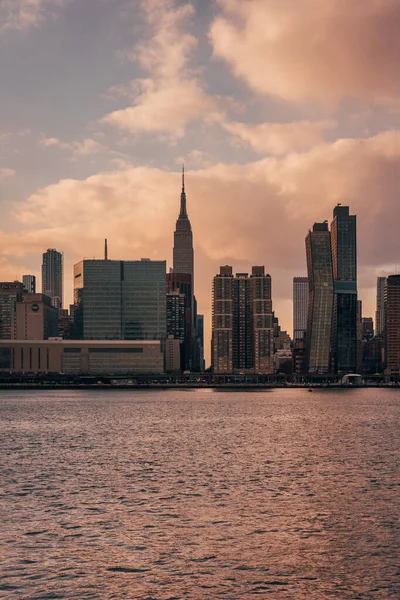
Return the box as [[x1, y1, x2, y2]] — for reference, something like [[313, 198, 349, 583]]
[[104, 238, 108, 260], [179, 163, 188, 218]]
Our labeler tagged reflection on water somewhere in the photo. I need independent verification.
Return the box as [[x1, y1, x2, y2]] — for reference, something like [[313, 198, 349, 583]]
[[1, 389, 399, 599]]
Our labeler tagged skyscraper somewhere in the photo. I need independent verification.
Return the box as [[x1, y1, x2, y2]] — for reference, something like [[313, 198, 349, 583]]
[[330, 205, 357, 374], [305, 222, 334, 374], [376, 276, 386, 336], [212, 266, 273, 375], [74, 259, 166, 340], [22, 275, 36, 294], [173, 166, 194, 280], [167, 272, 192, 370], [384, 275, 400, 375], [42, 249, 63, 310], [293, 277, 308, 342], [0, 282, 24, 339]]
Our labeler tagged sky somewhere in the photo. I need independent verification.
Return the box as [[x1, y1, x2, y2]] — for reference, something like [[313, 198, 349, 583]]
[[1, 0, 400, 363]]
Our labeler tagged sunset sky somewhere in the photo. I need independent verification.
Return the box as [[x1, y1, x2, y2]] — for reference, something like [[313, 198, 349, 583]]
[[1, 0, 400, 360]]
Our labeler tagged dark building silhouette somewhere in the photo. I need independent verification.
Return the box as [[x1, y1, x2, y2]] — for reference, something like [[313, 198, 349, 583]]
[[331, 205, 357, 374], [293, 277, 308, 342], [212, 266, 273, 374], [376, 276, 386, 336], [0, 282, 24, 339], [305, 222, 334, 374], [74, 259, 166, 341], [167, 272, 192, 370], [42, 249, 63, 310], [173, 167, 194, 280], [384, 275, 400, 376]]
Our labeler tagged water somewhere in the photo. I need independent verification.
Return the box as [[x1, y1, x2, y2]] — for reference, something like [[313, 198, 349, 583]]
[[1, 388, 399, 599]]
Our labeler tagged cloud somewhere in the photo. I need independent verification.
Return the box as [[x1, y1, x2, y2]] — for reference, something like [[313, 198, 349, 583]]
[[0, 0, 68, 33], [5, 129, 400, 353], [210, 0, 400, 105], [222, 120, 336, 155], [102, 0, 221, 139], [40, 136, 105, 156], [0, 168, 16, 180]]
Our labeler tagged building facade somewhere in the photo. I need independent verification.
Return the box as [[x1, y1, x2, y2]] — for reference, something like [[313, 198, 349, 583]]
[[173, 167, 194, 280], [0, 282, 24, 340], [0, 340, 163, 375], [305, 223, 334, 374], [293, 277, 308, 342], [212, 266, 274, 375], [384, 275, 400, 375], [74, 259, 166, 341], [22, 275, 36, 294], [330, 205, 357, 374], [376, 276, 386, 336], [15, 293, 58, 340], [42, 249, 63, 310]]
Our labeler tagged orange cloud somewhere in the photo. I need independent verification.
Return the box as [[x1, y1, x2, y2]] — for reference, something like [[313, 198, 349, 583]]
[[222, 120, 336, 155], [210, 0, 400, 105], [3, 130, 400, 359], [103, 0, 221, 138]]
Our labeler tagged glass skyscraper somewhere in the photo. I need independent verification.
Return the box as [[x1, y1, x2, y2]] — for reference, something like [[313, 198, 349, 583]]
[[74, 259, 166, 341], [42, 249, 63, 310], [293, 277, 308, 342], [330, 205, 357, 374], [305, 223, 334, 374]]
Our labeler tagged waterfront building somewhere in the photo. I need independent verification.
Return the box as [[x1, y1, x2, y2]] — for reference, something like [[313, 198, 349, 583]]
[[167, 272, 192, 370], [305, 222, 334, 374], [165, 335, 182, 373], [293, 277, 308, 342], [212, 266, 273, 375], [330, 205, 357, 374], [15, 293, 58, 340], [376, 276, 386, 336], [384, 275, 400, 376], [74, 259, 166, 341], [42, 249, 63, 310], [196, 314, 205, 371], [0, 282, 24, 339], [22, 275, 36, 294], [0, 340, 163, 375]]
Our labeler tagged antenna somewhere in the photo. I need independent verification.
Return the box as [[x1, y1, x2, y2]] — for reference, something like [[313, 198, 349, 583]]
[[105, 239, 108, 261]]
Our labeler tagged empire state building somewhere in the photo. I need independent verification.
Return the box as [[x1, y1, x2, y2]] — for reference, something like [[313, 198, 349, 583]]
[[173, 166, 194, 280]]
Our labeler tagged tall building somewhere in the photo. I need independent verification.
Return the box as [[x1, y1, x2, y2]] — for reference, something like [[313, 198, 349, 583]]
[[22, 275, 36, 294], [384, 275, 400, 375], [42, 249, 63, 310], [15, 293, 58, 340], [167, 272, 192, 370], [293, 277, 308, 342], [305, 223, 334, 374], [173, 167, 194, 280], [74, 259, 166, 341], [196, 314, 205, 371], [212, 266, 273, 375], [376, 276, 386, 336], [0, 282, 24, 339], [330, 205, 357, 374]]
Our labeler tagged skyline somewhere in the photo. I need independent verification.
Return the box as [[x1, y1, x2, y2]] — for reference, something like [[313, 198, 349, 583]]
[[2, 0, 400, 358]]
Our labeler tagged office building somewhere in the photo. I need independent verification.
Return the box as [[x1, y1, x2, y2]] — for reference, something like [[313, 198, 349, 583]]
[[42, 249, 63, 309], [167, 272, 192, 370], [0, 282, 24, 339], [165, 336, 182, 373], [196, 314, 205, 371], [305, 223, 334, 374], [376, 276, 386, 336], [15, 293, 58, 340], [212, 266, 274, 375], [330, 205, 357, 374], [74, 259, 166, 341], [293, 277, 308, 342], [0, 340, 163, 375], [384, 275, 400, 375], [167, 290, 185, 370], [362, 317, 374, 340], [22, 275, 36, 294]]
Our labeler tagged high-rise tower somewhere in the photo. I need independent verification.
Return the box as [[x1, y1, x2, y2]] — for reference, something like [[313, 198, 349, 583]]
[[293, 277, 308, 342], [42, 249, 63, 310], [173, 166, 194, 281], [376, 276, 386, 336], [330, 205, 357, 374], [305, 222, 334, 374]]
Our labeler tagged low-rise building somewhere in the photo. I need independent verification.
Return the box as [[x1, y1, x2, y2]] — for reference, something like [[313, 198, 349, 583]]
[[16, 293, 58, 340], [0, 340, 163, 375]]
